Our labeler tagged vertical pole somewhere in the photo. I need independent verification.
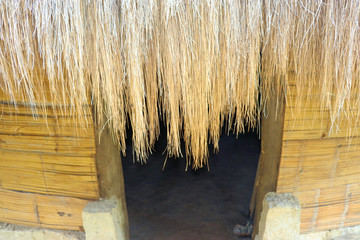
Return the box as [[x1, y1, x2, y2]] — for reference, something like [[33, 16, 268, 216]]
[[94, 125, 130, 240], [251, 88, 285, 237]]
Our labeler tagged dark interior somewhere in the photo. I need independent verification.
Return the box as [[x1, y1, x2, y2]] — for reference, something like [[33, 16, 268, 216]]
[[122, 125, 260, 240]]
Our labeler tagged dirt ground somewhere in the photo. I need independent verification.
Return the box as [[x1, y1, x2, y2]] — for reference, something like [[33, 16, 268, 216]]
[[0, 222, 85, 240], [122, 128, 260, 240]]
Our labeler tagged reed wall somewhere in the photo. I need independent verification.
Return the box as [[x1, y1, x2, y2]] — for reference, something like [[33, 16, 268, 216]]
[[0, 89, 99, 230], [277, 76, 360, 233]]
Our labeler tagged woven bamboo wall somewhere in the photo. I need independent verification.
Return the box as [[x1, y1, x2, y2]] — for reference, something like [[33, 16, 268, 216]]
[[0, 91, 99, 230], [277, 79, 360, 233]]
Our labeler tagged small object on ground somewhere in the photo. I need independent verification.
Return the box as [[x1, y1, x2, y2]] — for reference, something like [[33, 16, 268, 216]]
[[233, 220, 253, 238]]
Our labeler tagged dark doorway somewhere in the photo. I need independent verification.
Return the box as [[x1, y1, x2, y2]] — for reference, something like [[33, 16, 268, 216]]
[[122, 126, 260, 240]]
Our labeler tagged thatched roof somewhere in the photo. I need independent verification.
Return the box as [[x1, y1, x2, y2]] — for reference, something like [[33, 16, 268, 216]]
[[0, 0, 359, 169]]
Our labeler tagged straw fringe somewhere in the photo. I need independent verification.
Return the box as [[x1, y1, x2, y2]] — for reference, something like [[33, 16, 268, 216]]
[[0, 0, 359, 168]]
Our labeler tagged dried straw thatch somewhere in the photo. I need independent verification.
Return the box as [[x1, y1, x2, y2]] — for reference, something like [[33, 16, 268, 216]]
[[0, 0, 359, 169]]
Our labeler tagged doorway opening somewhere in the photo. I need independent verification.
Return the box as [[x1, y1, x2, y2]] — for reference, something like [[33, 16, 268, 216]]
[[122, 125, 260, 240]]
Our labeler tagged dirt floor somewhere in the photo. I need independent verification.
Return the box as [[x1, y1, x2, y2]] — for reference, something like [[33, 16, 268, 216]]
[[122, 129, 260, 240]]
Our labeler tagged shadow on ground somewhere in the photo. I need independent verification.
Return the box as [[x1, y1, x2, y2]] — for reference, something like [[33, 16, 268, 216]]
[[122, 128, 260, 240]]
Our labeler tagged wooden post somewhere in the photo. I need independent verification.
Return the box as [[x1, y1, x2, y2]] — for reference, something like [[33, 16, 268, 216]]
[[94, 125, 130, 240], [250, 89, 285, 237]]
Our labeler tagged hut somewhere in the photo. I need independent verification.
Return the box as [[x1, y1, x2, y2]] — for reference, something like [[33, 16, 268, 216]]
[[0, 0, 360, 239]]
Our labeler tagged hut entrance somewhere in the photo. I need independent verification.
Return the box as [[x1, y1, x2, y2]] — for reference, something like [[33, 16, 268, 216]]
[[122, 126, 260, 240]]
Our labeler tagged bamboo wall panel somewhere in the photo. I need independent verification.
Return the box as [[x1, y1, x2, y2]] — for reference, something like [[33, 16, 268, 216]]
[[0, 151, 99, 198], [0, 94, 99, 230], [277, 81, 360, 233], [0, 103, 99, 199], [0, 188, 88, 230], [0, 78, 74, 105]]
